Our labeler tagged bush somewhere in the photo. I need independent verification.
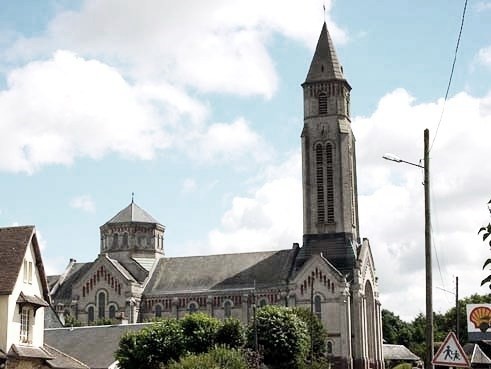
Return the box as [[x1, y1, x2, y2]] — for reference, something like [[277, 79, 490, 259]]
[[216, 318, 246, 349], [115, 319, 185, 369], [247, 305, 309, 369], [167, 347, 248, 369], [180, 312, 221, 354], [292, 307, 328, 359]]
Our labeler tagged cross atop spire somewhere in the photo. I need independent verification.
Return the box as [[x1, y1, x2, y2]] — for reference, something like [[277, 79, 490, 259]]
[[304, 22, 346, 83]]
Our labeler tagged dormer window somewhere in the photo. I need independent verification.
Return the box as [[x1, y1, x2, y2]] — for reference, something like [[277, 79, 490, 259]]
[[20, 307, 32, 344]]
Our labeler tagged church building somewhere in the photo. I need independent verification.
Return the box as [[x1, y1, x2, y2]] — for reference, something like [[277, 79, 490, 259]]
[[48, 22, 384, 369]]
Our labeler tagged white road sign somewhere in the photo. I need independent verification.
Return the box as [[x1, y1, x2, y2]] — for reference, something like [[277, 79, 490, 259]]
[[432, 332, 470, 367]]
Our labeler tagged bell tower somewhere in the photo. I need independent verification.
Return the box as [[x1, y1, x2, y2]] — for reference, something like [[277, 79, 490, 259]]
[[296, 22, 360, 274]]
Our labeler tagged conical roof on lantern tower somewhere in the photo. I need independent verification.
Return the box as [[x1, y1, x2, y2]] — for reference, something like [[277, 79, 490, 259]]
[[105, 201, 159, 225], [304, 22, 347, 84]]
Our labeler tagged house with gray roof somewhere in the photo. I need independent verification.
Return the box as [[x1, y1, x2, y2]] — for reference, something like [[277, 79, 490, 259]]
[[47, 22, 384, 369], [0, 226, 88, 369]]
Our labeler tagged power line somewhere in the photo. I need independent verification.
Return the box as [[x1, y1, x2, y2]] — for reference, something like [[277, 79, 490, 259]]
[[430, 0, 469, 152]]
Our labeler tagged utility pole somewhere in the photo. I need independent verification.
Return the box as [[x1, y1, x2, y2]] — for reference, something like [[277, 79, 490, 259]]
[[424, 128, 434, 369], [456, 276, 459, 340]]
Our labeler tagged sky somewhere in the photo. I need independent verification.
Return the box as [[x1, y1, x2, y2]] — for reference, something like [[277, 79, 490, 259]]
[[1, 0, 490, 322]]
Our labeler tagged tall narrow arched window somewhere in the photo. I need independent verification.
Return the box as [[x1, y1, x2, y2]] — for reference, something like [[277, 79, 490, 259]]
[[88, 306, 94, 323], [188, 302, 198, 314], [109, 305, 117, 319], [113, 233, 119, 248], [318, 92, 327, 115], [155, 304, 162, 318], [316, 144, 325, 222], [123, 233, 129, 248], [327, 341, 333, 355], [98, 292, 106, 319], [224, 301, 232, 318], [326, 143, 334, 223], [314, 295, 322, 320]]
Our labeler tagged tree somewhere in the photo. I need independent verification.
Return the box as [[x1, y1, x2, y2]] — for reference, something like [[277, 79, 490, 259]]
[[115, 319, 186, 369], [292, 307, 327, 360], [247, 305, 309, 369], [180, 312, 221, 354], [167, 347, 248, 369], [480, 199, 491, 288], [216, 318, 245, 349]]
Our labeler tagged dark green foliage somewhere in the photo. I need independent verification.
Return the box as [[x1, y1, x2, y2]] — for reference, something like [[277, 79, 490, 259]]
[[63, 315, 82, 327], [292, 307, 328, 359], [480, 199, 491, 288], [216, 318, 246, 349], [247, 305, 309, 369], [382, 293, 491, 361], [115, 319, 185, 369], [180, 312, 221, 354], [94, 318, 118, 326], [167, 347, 248, 369]]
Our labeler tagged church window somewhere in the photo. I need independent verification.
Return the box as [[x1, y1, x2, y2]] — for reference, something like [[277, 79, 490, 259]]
[[188, 302, 198, 314], [316, 144, 325, 222], [314, 295, 322, 320], [113, 233, 119, 248], [155, 304, 162, 318], [109, 305, 117, 319], [318, 92, 327, 115], [20, 307, 31, 344], [326, 143, 334, 223], [87, 306, 94, 323], [123, 233, 129, 248], [224, 300, 232, 318], [98, 291, 106, 319], [258, 298, 267, 308], [327, 341, 333, 355]]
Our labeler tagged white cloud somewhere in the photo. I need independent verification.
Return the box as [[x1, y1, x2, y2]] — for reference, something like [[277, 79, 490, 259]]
[[354, 89, 491, 320], [70, 195, 96, 213], [186, 118, 272, 164], [181, 178, 197, 194], [476, 1, 491, 12], [0, 51, 267, 173], [6, 0, 345, 99], [477, 46, 491, 68], [208, 151, 302, 254]]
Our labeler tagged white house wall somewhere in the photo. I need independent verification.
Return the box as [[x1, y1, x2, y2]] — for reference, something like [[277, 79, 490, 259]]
[[6, 238, 45, 350]]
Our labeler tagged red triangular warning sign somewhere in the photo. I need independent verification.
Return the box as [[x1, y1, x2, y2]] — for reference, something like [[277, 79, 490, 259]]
[[432, 332, 470, 367]]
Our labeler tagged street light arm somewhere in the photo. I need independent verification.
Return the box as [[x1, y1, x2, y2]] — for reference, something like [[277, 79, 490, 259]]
[[382, 153, 424, 169]]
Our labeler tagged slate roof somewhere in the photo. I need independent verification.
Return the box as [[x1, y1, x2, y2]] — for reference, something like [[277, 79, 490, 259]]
[[296, 233, 356, 278], [45, 324, 151, 369], [304, 22, 347, 84], [0, 226, 50, 302], [50, 262, 94, 301], [8, 344, 53, 360], [383, 344, 420, 361], [43, 345, 89, 369], [105, 201, 159, 225], [145, 249, 297, 294]]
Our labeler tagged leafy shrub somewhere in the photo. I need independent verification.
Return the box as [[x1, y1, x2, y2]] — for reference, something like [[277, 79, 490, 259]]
[[115, 319, 185, 369], [180, 312, 221, 354], [167, 347, 247, 369], [216, 318, 246, 348], [292, 307, 328, 359], [247, 305, 309, 369]]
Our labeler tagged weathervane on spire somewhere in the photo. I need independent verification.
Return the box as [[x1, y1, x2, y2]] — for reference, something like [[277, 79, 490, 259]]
[[131, 192, 134, 203], [323, 3, 326, 22]]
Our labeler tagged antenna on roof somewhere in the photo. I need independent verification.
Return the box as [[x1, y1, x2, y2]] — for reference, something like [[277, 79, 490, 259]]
[[131, 192, 134, 203]]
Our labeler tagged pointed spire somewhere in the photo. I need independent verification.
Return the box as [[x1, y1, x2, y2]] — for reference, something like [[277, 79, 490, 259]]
[[305, 22, 345, 83]]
